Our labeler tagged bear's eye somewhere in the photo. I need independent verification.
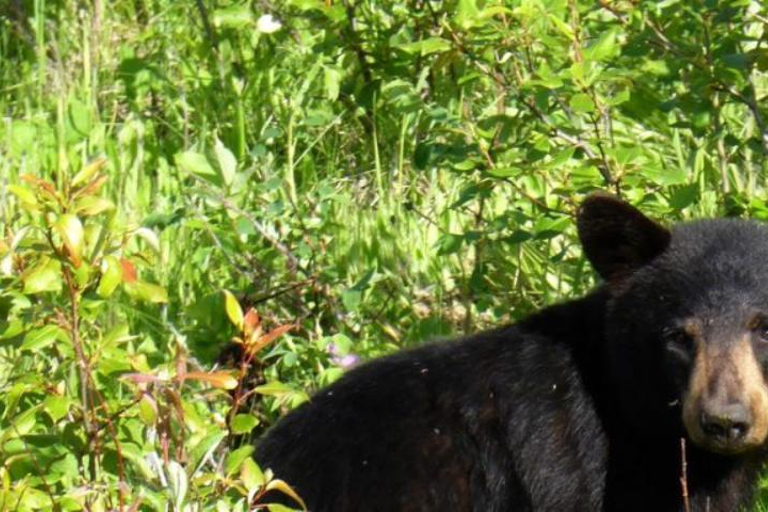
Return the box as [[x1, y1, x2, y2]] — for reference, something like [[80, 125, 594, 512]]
[[749, 315, 768, 343], [664, 328, 695, 360]]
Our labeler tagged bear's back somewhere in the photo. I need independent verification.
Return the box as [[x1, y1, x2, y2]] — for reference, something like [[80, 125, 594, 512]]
[[256, 294, 608, 511]]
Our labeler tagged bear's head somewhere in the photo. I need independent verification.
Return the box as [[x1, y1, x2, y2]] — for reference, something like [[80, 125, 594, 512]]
[[578, 194, 768, 455]]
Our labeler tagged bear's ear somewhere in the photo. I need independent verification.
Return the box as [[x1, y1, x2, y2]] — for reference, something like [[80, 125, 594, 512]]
[[577, 193, 671, 282]]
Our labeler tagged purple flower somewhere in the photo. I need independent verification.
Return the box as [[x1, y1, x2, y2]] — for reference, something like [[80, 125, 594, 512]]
[[328, 343, 360, 368]]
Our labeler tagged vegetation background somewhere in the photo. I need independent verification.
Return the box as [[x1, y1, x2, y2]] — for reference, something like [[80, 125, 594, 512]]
[[1, 0, 767, 510]]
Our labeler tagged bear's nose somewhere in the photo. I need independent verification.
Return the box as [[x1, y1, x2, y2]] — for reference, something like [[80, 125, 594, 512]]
[[700, 403, 751, 442]]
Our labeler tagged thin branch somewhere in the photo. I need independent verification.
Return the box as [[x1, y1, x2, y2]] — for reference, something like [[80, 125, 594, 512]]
[[680, 438, 691, 512], [194, 0, 219, 51]]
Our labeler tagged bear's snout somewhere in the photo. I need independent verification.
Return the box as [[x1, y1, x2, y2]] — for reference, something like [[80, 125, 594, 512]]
[[682, 335, 768, 454], [699, 401, 751, 444]]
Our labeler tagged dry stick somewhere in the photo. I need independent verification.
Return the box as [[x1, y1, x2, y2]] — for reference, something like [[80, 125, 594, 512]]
[[680, 437, 691, 512]]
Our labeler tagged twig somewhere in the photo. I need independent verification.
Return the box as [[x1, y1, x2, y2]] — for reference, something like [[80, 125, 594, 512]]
[[680, 437, 691, 512], [644, 14, 768, 156], [341, 1, 373, 86], [194, 0, 218, 51]]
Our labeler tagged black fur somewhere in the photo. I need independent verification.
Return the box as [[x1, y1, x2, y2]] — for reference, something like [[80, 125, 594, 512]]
[[255, 196, 768, 511]]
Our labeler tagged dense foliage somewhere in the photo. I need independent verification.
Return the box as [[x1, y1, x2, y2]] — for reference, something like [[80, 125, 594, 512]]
[[0, 0, 767, 509]]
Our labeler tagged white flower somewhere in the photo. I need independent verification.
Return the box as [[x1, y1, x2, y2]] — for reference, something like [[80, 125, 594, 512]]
[[257, 14, 282, 34]]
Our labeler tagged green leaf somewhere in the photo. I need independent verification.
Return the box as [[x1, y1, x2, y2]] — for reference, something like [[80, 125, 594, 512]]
[[74, 196, 114, 216], [213, 5, 253, 28], [254, 381, 310, 404], [223, 290, 244, 330], [214, 137, 238, 187], [8, 184, 37, 208], [13, 486, 52, 509], [324, 67, 341, 101], [341, 289, 362, 312], [55, 214, 84, 265], [71, 157, 107, 188], [98, 255, 122, 297], [187, 430, 227, 476], [642, 165, 688, 186], [176, 151, 221, 186], [43, 395, 72, 422], [548, 14, 574, 40], [533, 217, 570, 240], [456, 0, 480, 29], [225, 445, 255, 476], [138, 394, 158, 426], [241, 457, 265, 492], [124, 281, 168, 303], [584, 29, 619, 62], [133, 227, 161, 254], [0, 405, 41, 443], [569, 93, 595, 114], [168, 460, 188, 511], [398, 37, 451, 56], [437, 233, 464, 256], [118, 442, 156, 480], [485, 166, 522, 178], [21, 325, 66, 352], [265, 479, 307, 510], [23, 258, 62, 294], [668, 184, 700, 210], [230, 413, 260, 435]]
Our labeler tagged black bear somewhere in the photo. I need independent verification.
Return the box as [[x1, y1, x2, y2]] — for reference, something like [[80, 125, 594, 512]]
[[255, 194, 768, 511]]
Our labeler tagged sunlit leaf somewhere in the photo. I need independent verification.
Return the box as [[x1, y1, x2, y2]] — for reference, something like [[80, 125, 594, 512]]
[[120, 258, 137, 283], [569, 93, 595, 114], [8, 184, 37, 208], [241, 457, 265, 492], [98, 255, 122, 297], [168, 461, 188, 511], [225, 445, 255, 476], [72, 157, 107, 188], [265, 479, 307, 510], [398, 37, 451, 56], [43, 395, 72, 423], [230, 413, 260, 435], [214, 137, 238, 187], [213, 5, 252, 28], [75, 196, 114, 216], [125, 280, 168, 303], [176, 151, 221, 186], [138, 394, 158, 426], [249, 323, 293, 354], [184, 371, 238, 390], [133, 227, 161, 254], [23, 258, 62, 294], [224, 290, 244, 331], [55, 214, 84, 266], [187, 430, 227, 477], [21, 325, 66, 352]]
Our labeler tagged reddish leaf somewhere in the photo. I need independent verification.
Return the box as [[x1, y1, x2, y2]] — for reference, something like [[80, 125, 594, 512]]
[[184, 371, 238, 390], [79, 175, 108, 196], [121, 258, 137, 283], [72, 157, 107, 188], [20, 174, 57, 195], [243, 308, 261, 339], [248, 324, 294, 355], [122, 373, 165, 385]]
